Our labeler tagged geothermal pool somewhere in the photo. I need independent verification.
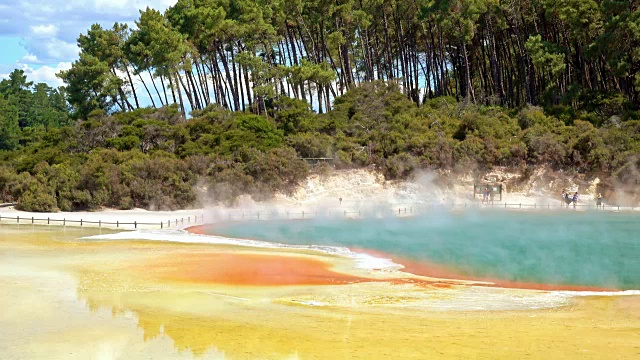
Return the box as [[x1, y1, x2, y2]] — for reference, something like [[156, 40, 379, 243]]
[[210, 211, 640, 291], [3, 215, 640, 359]]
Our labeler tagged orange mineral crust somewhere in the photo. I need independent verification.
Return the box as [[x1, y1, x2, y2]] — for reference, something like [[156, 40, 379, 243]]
[[142, 252, 374, 286], [185, 225, 207, 234], [185, 225, 615, 291]]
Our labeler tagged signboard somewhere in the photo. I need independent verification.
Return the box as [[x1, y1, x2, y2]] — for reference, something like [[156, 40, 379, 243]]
[[474, 184, 503, 201]]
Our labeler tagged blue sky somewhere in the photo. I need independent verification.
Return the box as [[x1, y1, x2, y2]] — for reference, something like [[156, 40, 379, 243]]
[[0, 0, 176, 87]]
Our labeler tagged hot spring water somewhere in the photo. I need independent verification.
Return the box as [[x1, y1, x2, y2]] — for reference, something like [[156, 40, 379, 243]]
[[211, 211, 640, 290]]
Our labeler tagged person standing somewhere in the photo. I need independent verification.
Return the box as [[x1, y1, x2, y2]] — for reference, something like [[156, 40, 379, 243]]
[[596, 193, 603, 208], [572, 192, 579, 208], [561, 189, 567, 208]]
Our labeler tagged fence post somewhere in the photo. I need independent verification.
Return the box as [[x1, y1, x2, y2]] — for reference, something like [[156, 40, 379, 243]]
[[32, 216, 34, 224], [63, 218, 65, 226], [80, 219, 83, 226], [47, 217, 50, 225], [134, 221, 137, 229], [117, 221, 119, 228], [520, 203, 522, 208], [99, 220, 101, 229], [168, 220, 171, 227], [160, 221, 163, 229], [17, 216, 19, 224]]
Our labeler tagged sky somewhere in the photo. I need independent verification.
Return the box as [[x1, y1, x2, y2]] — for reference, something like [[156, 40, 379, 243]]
[[0, 0, 177, 87]]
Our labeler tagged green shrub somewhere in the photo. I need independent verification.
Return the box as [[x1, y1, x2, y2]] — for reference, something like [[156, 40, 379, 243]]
[[17, 183, 58, 212], [383, 153, 416, 179], [286, 132, 334, 158]]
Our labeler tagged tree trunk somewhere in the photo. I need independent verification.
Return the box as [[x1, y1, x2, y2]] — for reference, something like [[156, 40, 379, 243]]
[[173, 72, 186, 118], [186, 70, 202, 110], [124, 65, 140, 109], [138, 73, 156, 108], [461, 40, 476, 103], [487, 15, 504, 103], [178, 72, 195, 111], [149, 71, 165, 107], [217, 46, 239, 110]]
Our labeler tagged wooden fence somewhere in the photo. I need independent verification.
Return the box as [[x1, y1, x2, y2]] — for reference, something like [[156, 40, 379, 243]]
[[0, 214, 205, 229]]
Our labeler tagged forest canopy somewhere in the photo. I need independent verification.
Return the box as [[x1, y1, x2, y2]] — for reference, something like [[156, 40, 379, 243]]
[[51, 0, 640, 119]]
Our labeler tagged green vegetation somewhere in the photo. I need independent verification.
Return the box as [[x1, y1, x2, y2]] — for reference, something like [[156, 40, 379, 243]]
[[2, 79, 640, 211], [55, 0, 640, 117], [1, 0, 640, 211]]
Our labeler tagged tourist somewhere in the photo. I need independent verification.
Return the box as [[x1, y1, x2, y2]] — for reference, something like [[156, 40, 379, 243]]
[[596, 193, 603, 208], [483, 187, 489, 204], [339, 197, 343, 205], [572, 192, 579, 208], [564, 191, 573, 207], [561, 189, 567, 208]]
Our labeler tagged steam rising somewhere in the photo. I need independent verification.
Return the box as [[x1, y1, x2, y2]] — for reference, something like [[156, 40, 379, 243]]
[[195, 167, 638, 220]]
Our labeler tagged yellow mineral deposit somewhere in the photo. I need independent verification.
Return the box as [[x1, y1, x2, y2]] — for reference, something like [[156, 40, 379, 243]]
[[1, 226, 639, 359]]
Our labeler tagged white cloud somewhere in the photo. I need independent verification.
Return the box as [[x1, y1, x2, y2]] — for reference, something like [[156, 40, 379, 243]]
[[0, 62, 71, 88], [0, 1, 180, 90], [30, 24, 58, 37], [20, 53, 41, 64], [43, 39, 79, 60], [0, 1, 178, 65], [27, 62, 72, 86]]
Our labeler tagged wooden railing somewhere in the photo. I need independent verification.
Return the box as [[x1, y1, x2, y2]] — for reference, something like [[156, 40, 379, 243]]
[[0, 214, 205, 229]]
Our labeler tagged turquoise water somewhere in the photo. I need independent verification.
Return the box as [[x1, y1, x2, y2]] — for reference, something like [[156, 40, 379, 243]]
[[211, 211, 640, 290]]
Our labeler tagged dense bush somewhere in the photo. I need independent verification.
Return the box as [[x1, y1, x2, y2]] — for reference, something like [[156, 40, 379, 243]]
[[2, 83, 639, 211], [17, 183, 58, 212]]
